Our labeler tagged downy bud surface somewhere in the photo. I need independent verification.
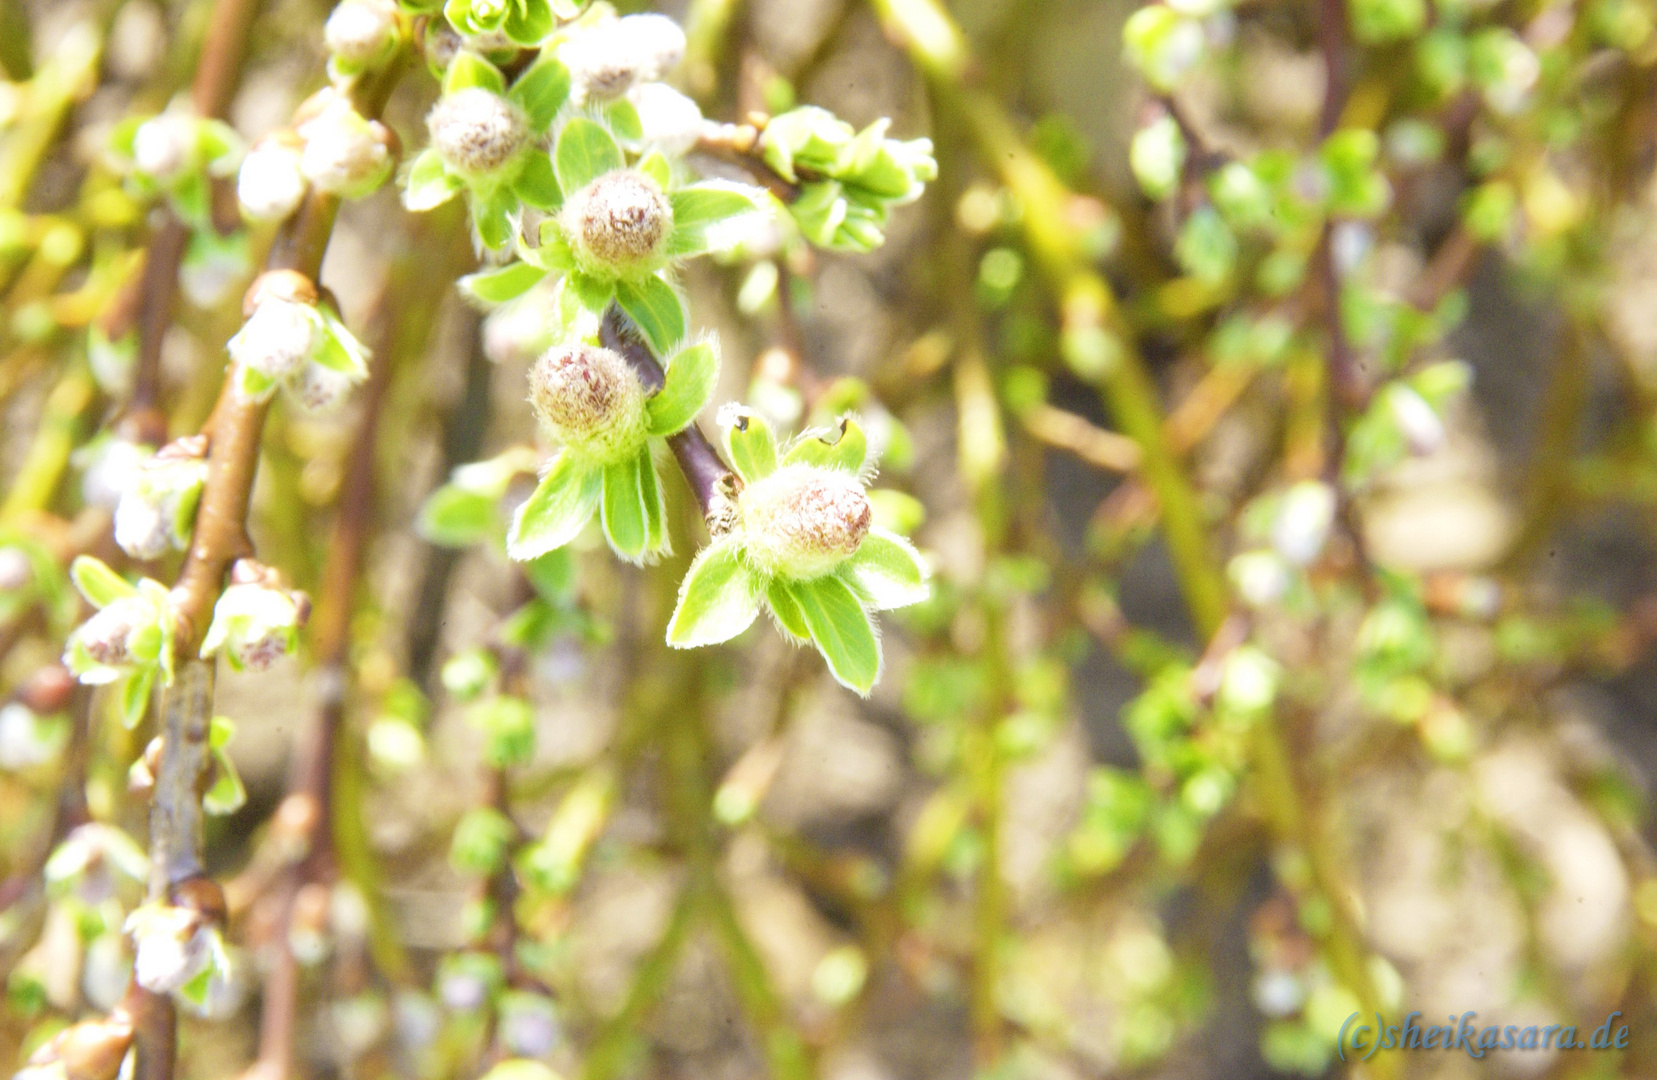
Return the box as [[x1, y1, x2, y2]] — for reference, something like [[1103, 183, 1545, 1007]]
[[126, 902, 212, 995], [324, 0, 399, 71], [65, 596, 165, 683], [562, 14, 686, 103], [228, 295, 319, 390], [527, 343, 648, 463], [298, 98, 394, 196], [237, 136, 308, 221], [562, 169, 672, 276], [113, 440, 209, 560], [131, 112, 196, 180], [199, 560, 308, 671], [426, 88, 527, 176], [737, 465, 872, 580]]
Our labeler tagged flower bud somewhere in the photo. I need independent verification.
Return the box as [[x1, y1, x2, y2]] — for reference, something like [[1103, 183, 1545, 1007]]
[[126, 902, 213, 995], [228, 295, 321, 395], [562, 169, 672, 275], [738, 465, 872, 580], [298, 98, 395, 196], [527, 343, 648, 461], [324, 0, 399, 71], [237, 135, 308, 221], [426, 88, 526, 175], [562, 14, 686, 103], [199, 561, 307, 671], [132, 112, 196, 180], [64, 596, 165, 684], [290, 357, 357, 412], [498, 992, 562, 1057], [630, 82, 704, 155], [113, 439, 209, 560], [421, 21, 464, 73]]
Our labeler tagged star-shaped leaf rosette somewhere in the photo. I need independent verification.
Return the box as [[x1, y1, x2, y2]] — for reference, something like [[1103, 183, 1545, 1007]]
[[457, 117, 759, 354], [665, 410, 929, 696], [506, 337, 718, 563], [404, 51, 571, 250]]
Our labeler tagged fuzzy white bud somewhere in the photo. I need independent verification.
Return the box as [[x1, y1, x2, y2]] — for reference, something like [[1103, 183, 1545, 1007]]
[[0, 704, 65, 770], [426, 88, 526, 175], [1387, 383, 1445, 455], [237, 137, 308, 221], [299, 99, 394, 196], [563, 169, 672, 275], [66, 596, 163, 681], [324, 0, 399, 69], [126, 903, 212, 995], [113, 442, 208, 561], [527, 343, 648, 462], [562, 14, 685, 103], [132, 112, 196, 179], [738, 465, 872, 580], [200, 565, 307, 672], [630, 82, 704, 155], [228, 296, 320, 388], [290, 359, 357, 412]]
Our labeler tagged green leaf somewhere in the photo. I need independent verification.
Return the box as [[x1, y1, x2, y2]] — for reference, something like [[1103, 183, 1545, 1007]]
[[766, 579, 809, 641], [459, 261, 545, 306], [639, 449, 668, 556], [509, 57, 571, 132], [471, 185, 517, 250], [667, 184, 758, 257], [405, 148, 463, 211], [522, 548, 574, 600], [839, 528, 928, 610], [614, 275, 684, 356], [638, 150, 672, 189], [603, 99, 643, 142], [120, 667, 154, 730], [204, 731, 247, 816], [647, 342, 718, 436], [443, 51, 508, 96], [724, 409, 777, 482], [512, 151, 561, 211], [506, 453, 602, 560], [553, 117, 623, 196], [418, 485, 498, 547], [566, 271, 614, 319], [783, 416, 867, 472], [600, 455, 648, 561], [524, 225, 575, 275], [792, 576, 881, 695], [666, 539, 762, 647], [70, 556, 136, 607], [502, 0, 555, 46]]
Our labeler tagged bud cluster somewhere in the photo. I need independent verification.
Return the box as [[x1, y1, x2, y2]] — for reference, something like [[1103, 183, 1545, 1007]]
[[108, 105, 242, 228], [324, 0, 401, 78], [62, 558, 176, 703], [560, 13, 686, 104], [296, 93, 397, 197], [113, 436, 209, 561], [199, 559, 309, 672]]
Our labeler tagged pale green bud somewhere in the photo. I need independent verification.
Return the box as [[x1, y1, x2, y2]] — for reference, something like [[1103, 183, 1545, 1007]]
[[738, 464, 872, 580]]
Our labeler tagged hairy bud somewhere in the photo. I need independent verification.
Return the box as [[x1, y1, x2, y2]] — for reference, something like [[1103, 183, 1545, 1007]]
[[113, 438, 209, 561], [132, 112, 196, 180], [324, 0, 399, 70], [527, 344, 648, 462], [290, 358, 356, 412], [237, 135, 307, 221], [228, 295, 319, 390], [65, 597, 164, 682], [426, 88, 526, 175], [199, 560, 308, 672], [631, 82, 704, 155], [563, 14, 686, 103], [738, 465, 872, 580], [563, 169, 672, 276], [126, 902, 213, 994], [298, 98, 395, 196]]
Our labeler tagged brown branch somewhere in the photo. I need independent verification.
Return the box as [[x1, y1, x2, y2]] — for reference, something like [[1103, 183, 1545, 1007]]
[[600, 305, 737, 521], [693, 122, 804, 203]]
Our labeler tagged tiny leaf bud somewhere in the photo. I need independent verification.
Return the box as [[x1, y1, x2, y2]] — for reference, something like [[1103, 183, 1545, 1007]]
[[324, 0, 400, 72], [113, 438, 209, 561], [298, 97, 395, 197], [562, 14, 686, 103], [126, 902, 213, 995]]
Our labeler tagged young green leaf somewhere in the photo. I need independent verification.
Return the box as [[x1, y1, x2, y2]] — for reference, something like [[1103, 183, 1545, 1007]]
[[565, 271, 615, 318], [418, 485, 498, 547], [502, 0, 555, 46], [614, 275, 684, 356], [600, 455, 649, 560], [638, 150, 672, 190], [511, 152, 561, 212], [666, 539, 762, 647], [507, 56, 570, 132], [443, 51, 507, 97], [724, 409, 777, 482], [667, 184, 758, 257], [766, 579, 809, 641], [647, 342, 718, 436], [839, 528, 928, 610], [472, 185, 517, 250], [459, 261, 545, 306], [506, 453, 602, 560], [638, 448, 668, 555], [553, 118, 624, 196], [792, 576, 881, 695], [120, 668, 154, 730], [783, 416, 867, 473], [70, 556, 136, 607]]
